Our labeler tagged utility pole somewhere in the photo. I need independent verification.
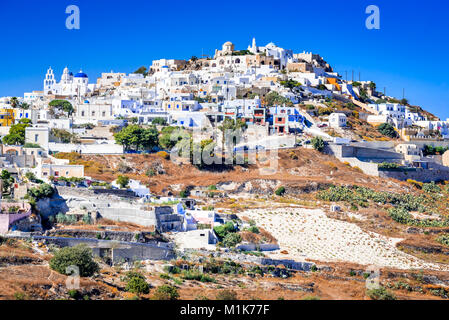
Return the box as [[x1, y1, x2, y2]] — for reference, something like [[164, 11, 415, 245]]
[[345, 71, 347, 82], [351, 70, 354, 82], [359, 72, 361, 82], [403, 88, 405, 100]]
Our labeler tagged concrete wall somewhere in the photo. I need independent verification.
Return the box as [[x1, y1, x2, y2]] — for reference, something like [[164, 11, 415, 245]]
[[326, 144, 403, 161], [49, 142, 124, 154], [0, 215, 8, 234], [36, 186, 158, 228]]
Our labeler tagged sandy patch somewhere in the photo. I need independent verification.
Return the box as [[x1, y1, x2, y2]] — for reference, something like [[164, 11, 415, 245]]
[[240, 206, 448, 271]]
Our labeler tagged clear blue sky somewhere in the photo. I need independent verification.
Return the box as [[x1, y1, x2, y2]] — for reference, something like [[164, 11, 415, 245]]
[[0, 0, 448, 118]]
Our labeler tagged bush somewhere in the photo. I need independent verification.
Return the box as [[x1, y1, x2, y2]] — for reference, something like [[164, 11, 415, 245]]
[[67, 289, 81, 299], [377, 123, 398, 138], [275, 186, 286, 196], [366, 287, 396, 300], [179, 189, 189, 198], [422, 182, 441, 194], [213, 222, 235, 239], [116, 175, 129, 189], [222, 233, 242, 248], [247, 226, 259, 234], [27, 183, 54, 200], [436, 234, 449, 247], [153, 285, 179, 300], [125, 276, 150, 294], [49, 244, 99, 277], [216, 289, 237, 300], [311, 136, 325, 152], [378, 162, 401, 170], [181, 270, 215, 283]]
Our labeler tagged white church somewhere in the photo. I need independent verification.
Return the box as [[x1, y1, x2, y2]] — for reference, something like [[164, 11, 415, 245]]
[[43, 67, 96, 96]]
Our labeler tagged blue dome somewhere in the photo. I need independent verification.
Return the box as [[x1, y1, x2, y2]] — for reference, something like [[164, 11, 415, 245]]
[[74, 71, 88, 78]]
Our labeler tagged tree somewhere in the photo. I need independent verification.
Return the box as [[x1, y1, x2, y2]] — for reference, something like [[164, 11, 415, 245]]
[[280, 79, 302, 90], [10, 97, 19, 108], [27, 183, 54, 200], [311, 136, 325, 152], [377, 123, 398, 138], [20, 102, 30, 110], [134, 66, 148, 77], [51, 128, 78, 144], [114, 125, 159, 152], [264, 91, 293, 106], [400, 98, 409, 105], [49, 244, 99, 277], [158, 126, 189, 150], [116, 175, 129, 189], [218, 118, 247, 153], [49, 100, 74, 118], [2, 119, 32, 145], [1, 170, 14, 194]]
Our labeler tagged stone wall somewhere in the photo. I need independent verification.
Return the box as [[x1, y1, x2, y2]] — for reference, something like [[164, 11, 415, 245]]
[[380, 166, 449, 183], [45, 229, 163, 243], [6, 234, 175, 263]]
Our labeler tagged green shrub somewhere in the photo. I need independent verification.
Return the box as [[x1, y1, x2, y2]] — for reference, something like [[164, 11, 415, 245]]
[[366, 287, 396, 300], [247, 226, 259, 234], [311, 136, 325, 152], [181, 270, 215, 283], [153, 285, 179, 300], [67, 289, 81, 299], [163, 265, 181, 274], [422, 182, 441, 194], [216, 289, 237, 300], [436, 234, 449, 247], [213, 222, 235, 239], [275, 186, 286, 196], [14, 292, 27, 300], [49, 244, 99, 277], [222, 233, 242, 248], [125, 276, 150, 294], [377, 123, 398, 138], [179, 189, 189, 198]]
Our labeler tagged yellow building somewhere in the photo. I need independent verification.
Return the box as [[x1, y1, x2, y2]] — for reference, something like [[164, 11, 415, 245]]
[[0, 108, 15, 127]]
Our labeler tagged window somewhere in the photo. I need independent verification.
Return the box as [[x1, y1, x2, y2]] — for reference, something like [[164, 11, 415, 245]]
[[35, 134, 39, 142]]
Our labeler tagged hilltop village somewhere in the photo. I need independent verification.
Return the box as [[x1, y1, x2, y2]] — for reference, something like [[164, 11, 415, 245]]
[[1, 39, 449, 300]]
